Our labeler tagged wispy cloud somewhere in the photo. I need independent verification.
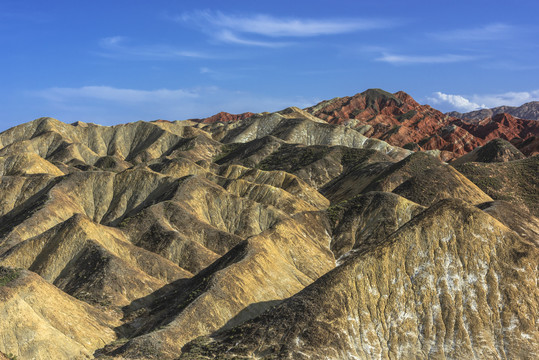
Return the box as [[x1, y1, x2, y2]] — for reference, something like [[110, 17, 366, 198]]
[[97, 36, 211, 59], [428, 90, 539, 111], [215, 30, 290, 48], [431, 23, 515, 42], [376, 53, 476, 64], [177, 10, 395, 47], [179, 10, 393, 37], [36, 86, 200, 103]]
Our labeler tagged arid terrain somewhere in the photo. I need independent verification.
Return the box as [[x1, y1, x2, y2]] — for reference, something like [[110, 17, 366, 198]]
[[0, 90, 538, 359]]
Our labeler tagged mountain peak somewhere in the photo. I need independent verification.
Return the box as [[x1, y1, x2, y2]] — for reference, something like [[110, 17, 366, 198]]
[[192, 111, 255, 124], [448, 101, 539, 121]]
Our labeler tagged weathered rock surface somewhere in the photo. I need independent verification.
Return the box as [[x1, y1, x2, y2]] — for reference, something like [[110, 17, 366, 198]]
[[305, 90, 539, 161], [181, 200, 539, 360], [190, 111, 255, 124], [322, 152, 493, 206], [0, 100, 537, 359], [0, 267, 119, 359]]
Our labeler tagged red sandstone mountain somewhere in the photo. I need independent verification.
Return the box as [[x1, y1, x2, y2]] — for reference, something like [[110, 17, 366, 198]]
[[453, 113, 539, 143], [191, 111, 255, 124], [183, 89, 538, 161], [305, 89, 539, 160]]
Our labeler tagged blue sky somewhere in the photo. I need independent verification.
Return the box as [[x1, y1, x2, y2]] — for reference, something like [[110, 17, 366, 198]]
[[1, 0, 539, 131]]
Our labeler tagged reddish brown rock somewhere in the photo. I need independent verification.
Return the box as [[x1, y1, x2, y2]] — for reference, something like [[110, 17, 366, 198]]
[[191, 111, 255, 124], [307, 90, 539, 159], [512, 136, 539, 156], [451, 113, 539, 143]]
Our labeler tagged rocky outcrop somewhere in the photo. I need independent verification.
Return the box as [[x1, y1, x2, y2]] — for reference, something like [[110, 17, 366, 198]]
[[452, 113, 539, 145], [305, 90, 539, 160]]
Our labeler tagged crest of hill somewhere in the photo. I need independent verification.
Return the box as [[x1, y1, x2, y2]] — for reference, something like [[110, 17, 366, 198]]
[[448, 101, 539, 121], [190, 111, 255, 124], [198, 108, 412, 162], [453, 155, 539, 216], [321, 151, 492, 206], [181, 199, 539, 360], [0, 117, 217, 167], [451, 138, 526, 165], [305, 90, 539, 160]]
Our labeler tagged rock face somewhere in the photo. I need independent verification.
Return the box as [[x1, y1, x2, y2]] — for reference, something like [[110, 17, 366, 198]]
[[0, 100, 538, 359], [452, 113, 539, 147], [182, 200, 538, 360]]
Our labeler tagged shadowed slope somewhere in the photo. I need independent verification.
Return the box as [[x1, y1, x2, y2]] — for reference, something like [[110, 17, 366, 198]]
[[107, 211, 336, 358], [0, 267, 119, 359], [454, 155, 539, 216], [322, 152, 492, 206], [181, 199, 539, 359]]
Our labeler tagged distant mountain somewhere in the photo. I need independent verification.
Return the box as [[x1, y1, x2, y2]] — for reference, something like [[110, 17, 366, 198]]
[[447, 101, 539, 121], [304, 89, 539, 160], [151, 89, 539, 161], [190, 111, 255, 124]]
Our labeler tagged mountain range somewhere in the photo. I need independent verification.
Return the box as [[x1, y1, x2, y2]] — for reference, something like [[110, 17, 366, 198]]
[[447, 101, 539, 122], [0, 90, 537, 359], [195, 89, 539, 161]]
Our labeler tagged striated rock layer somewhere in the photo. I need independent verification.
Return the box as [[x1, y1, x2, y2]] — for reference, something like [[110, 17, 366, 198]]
[[182, 200, 538, 359], [304, 89, 539, 160]]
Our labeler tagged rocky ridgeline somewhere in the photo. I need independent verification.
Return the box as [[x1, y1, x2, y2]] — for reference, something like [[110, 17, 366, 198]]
[[0, 98, 537, 359], [196, 89, 539, 160], [448, 101, 539, 122]]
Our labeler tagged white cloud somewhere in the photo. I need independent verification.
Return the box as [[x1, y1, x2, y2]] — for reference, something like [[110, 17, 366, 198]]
[[431, 23, 515, 42], [180, 11, 392, 37], [97, 36, 211, 59], [36, 86, 200, 103], [178, 10, 395, 47], [215, 30, 291, 48], [428, 90, 539, 111], [376, 53, 476, 64], [31, 85, 315, 124], [428, 92, 485, 112], [471, 90, 539, 107]]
